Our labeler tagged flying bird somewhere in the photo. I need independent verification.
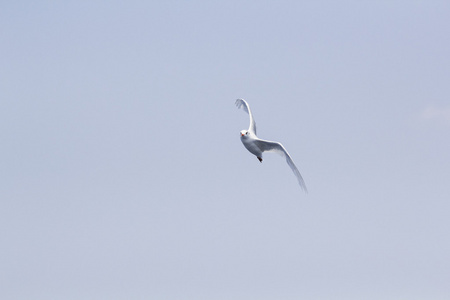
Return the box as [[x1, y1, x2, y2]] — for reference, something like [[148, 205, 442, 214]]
[[235, 99, 307, 192]]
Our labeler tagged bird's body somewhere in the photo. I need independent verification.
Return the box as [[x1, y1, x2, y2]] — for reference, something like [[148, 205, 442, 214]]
[[239, 130, 263, 160], [235, 99, 307, 192]]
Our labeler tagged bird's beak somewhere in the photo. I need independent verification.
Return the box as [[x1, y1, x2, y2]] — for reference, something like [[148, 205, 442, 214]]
[[241, 133, 245, 136]]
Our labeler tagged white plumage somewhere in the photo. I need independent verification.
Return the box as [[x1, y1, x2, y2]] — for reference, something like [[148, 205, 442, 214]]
[[235, 99, 307, 192]]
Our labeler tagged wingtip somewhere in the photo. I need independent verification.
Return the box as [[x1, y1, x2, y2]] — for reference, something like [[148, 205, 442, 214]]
[[300, 181, 308, 194], [235, 98, 246, 109]]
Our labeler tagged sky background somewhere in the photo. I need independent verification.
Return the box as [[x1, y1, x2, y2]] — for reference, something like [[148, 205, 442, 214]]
[[1, 1, 450, 299]]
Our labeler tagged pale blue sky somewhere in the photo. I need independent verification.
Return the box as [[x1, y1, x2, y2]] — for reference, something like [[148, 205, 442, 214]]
[[1, 1, 450, 299]]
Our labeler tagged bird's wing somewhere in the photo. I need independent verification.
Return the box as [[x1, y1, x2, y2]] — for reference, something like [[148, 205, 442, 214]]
[[235, 98, 257, 135], [255, 139, 308, 192]]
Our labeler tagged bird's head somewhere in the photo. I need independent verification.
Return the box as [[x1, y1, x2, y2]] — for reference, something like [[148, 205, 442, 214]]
[[240, 130, 249, 138]]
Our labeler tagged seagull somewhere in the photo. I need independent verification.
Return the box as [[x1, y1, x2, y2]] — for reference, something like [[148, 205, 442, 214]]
[[235, 98, 307, 192]]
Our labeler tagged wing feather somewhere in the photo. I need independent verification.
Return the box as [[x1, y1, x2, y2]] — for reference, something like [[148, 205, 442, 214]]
[[235, 99, 257, 135], [255, 139, 308, 192]]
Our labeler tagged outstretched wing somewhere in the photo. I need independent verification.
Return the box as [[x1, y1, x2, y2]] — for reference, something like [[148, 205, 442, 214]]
[[255, 139, 308, 192], [235, 98, 257, 135]]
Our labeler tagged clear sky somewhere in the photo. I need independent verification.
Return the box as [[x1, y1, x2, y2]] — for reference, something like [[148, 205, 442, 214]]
[[1, 1, 450, 299]]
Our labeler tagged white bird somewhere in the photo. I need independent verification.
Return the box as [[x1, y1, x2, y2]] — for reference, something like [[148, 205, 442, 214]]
[[235, 99, 307, 192]]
